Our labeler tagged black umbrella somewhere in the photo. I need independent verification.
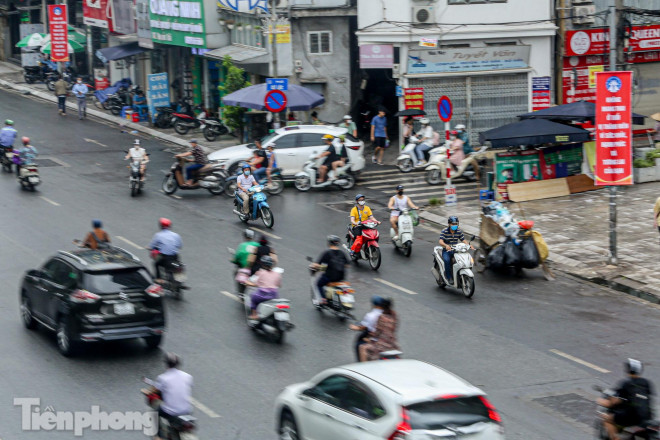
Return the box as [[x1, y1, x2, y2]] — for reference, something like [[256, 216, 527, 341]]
[[394, 109, 426, 117], [479, 118, 591, 149], [518, 100, 646, 125]]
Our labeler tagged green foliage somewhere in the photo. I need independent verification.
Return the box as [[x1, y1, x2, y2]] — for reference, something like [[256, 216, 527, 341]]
[[218, 56, 251, 134], [428, 197, 443, 206], [645, 149, 660, 160], [634, 158, 654, 168]]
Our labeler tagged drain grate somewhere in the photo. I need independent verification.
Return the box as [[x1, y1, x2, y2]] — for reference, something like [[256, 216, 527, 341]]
[[35, 159, 63, 167], [532, 393, 596, 426]]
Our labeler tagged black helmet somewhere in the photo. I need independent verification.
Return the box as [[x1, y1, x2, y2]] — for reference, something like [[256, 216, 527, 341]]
[[448, 216, 459, 224], [625, 358, 643, 375], [396, 185, 404, 191], [244, 229, 255, 240], [164, 352, 180, 369], [260, 255, 274, 268], [327, 235, 341, 245]]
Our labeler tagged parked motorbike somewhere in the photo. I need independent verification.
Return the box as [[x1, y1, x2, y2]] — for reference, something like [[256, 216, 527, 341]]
[[232, 185, 274, 228], [104, 85, 138, 115], [431, 240, 476, 298], [162, 157, 226, 196], [141, 377, 198, 440], [306, 257, 355, 321], [397, 135, 444, 173], [243, 268, 293, 344], [426, 146, 488, 185], [173, 105, 218, 135], [23, 65, 52, 84], [294, 154, 355, 192], [1, 147, 14, 173], [202, 119, 229, 142], [345, 221, 381, 270], [17, 162, 40, 191], [224, 164, 284, 197], [391, 208, 416, 257], [594, 385, 660, 440]]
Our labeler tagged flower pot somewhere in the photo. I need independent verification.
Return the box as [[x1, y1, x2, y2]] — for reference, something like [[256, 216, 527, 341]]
[[656, 159, 660, 181], [634, 166, 657, 183]]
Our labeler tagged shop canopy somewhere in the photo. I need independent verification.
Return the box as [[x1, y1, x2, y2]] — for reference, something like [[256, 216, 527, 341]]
[[479, 118, 591, 149], [205, 45, 269, 64], [222, 83, 325, 111], [96, 42, 147, 64], [518, 100, 646, 125]]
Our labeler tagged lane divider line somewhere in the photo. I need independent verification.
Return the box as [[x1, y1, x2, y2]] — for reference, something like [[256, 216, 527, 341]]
[[171, 194, 182, 199], [190, 397, 221, 418], [251, 227, 281, 240], [549, 349, 611, 373], [83, 138, 108, 148], [116, 236, 144, 250], [374, 278, 418, 295], [39, 196, 60, 206], [220, 290, 242, 303]]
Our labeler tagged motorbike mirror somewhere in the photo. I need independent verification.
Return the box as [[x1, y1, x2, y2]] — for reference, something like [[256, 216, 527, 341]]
[[227, 247, 235, 254], [306, 256, 313, 262]]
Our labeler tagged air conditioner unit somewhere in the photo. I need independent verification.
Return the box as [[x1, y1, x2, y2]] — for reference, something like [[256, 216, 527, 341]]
[[573, 5, 595, 24], [413, 6, 434, 24]]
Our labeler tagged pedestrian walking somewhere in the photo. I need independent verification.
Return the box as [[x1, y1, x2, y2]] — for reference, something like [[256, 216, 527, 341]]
[[54, 78, 68, 116], [71, 78, 88, 120], [370, 108, 388, 165], [654, 196, 660, 244]]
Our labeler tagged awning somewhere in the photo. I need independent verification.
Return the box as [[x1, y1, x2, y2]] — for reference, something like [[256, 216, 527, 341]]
[[96, 42, 147, 63], [205, 44, 269, 64]]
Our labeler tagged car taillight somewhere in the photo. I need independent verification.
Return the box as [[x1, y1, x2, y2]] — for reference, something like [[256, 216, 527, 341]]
[[275, 304, 290, 309], [145, 284, 164, 297], [388, 408, 412, 440], [479, 396, 501, 423], [70, 289, 100, 303], [347, 145, 360, 150], [436, 394, 463, 400]]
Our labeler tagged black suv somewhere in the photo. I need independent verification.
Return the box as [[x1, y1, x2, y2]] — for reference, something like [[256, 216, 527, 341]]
[[20, 246, 166, 356]]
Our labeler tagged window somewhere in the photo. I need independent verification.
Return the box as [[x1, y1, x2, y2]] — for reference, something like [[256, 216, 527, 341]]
[[406, 396, 491, 429], [42, 260, 77, 287], [299, 133, 325, 147], [308, 375, 350, 407], [230, 16, 266, 48], [341, 382, 386, 420], [83, 269, 152, 294], [272, 134, 299, 149], [308, 31, 332, 55]]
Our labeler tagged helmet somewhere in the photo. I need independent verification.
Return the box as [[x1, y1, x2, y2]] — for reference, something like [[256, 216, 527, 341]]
[[242, 163, 251, 170], [244, 229, 255, 240], [267, 142, 276, 148], [260, 255, 274, 268], [371, 295, 385, 306], [5, 119, 13, 125], [338, 135, 346, 141], [133, 139, 140, 145], [164, 352, 180, 369], [355, 193, 365, 201], [92, 219, 102, 228], [21, 136, 30, 145], [343, 115, 352, 120], [159, 217, 172, 228], [448, 216, 459, 224], [396, 184, 404, 191], [419, 118, 430, 125], [322, 134, 335, 140], [327, 235, 341, 245], [189, 139, 198, 144], [450, 130, 458, 135], [625, 358, 643, 375], [455, 124, 466, 130]]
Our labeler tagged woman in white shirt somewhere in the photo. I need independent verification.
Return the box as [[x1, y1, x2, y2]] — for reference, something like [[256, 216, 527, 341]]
[[413, 118, 434, 167], [125, 139, 149, 180]]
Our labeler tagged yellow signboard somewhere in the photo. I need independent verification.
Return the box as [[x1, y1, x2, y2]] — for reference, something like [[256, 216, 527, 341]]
[[268, 25, 291, 44], [588, 65, 604, 88]]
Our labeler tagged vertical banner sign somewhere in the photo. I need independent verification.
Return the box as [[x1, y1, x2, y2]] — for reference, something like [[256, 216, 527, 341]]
[[404, 88, 424, 112], [48, 5, 69, 62], [147, 73, 170, 123], [594, 71, 633, 185], [531, 77, 551, 111]]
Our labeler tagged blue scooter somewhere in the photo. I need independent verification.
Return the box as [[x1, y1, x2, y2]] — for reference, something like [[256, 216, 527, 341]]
[[233, 185, 274, 228], [224, 165, 284, 197]]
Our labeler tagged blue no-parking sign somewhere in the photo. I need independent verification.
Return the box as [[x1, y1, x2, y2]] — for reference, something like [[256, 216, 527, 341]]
[[437, 95, 453, 122]]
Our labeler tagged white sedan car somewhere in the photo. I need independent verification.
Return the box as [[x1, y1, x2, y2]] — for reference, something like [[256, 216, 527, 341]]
[[207, 125, 366, 177], [274, 359, 504, 440]]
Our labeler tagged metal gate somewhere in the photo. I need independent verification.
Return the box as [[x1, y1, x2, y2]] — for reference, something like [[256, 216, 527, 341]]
[[408, 73, 529, 146]]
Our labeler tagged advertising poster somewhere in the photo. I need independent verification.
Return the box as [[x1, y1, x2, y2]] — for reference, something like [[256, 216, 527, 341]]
[[359, 44, 394, 69], [150, 0, 206, 47], [532, 76, 551, 111], [495, 152, 520, 184], [83, 0, 111, 29], [404, 88, 424, 112], [48, 5, 69, 62], [147, 73, 170, 123], [518, 150, 542, 182]]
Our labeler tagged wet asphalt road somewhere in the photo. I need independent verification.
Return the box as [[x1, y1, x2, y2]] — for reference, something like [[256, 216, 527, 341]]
[[1, 87, 660, 439]]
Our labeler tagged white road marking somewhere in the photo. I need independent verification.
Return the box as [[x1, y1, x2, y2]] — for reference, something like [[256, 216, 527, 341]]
[[84, 138, 107, 147], [374, 278, 418, 295], [251, 227, 281, 240], [190, 397, 221, 418], [549, 349, 611, 373], [40, 155, 70, 167], [116, 236, 144, 250], [220, 290, 242, 303], [367, 181, 432, 190], [171, 194, 182, 199], [420, 223, 442, 233], [360, 169, 423, 176], [39, 196, 60, 206]]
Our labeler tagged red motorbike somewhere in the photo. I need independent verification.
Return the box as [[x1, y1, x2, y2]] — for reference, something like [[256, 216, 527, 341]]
[[345, 221, 381, 270]]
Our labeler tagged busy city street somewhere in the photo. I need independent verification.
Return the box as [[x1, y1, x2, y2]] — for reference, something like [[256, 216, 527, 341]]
[[1, 87, 660, 439]]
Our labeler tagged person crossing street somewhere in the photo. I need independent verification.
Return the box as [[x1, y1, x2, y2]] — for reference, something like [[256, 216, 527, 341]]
[[71, 78, 88, 120], [53, 77, 68, 116]]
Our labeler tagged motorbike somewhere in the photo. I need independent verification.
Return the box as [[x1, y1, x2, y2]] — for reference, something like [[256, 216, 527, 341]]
[[23, 65, 53, 84], [431, 240, 476, 298], [294, 154, 355, 192], [17, 162, 40, 191], [202, 118, 230, 142], [243, 268, 293, 344], [345, 221, 381, 270], [162, 157, 226, 196], [224, 164, 284, 197], [396, 135, 444, 173], [141, 378, 198, 440], [152, 253, 187, 300], [306, 257, 356, 321], [104, 85, 138, 115], [425, 146, 488, 185], [173, 105, 219, 136], [594, 385, 659, 440], [228, 247, 250, 298], [127, 159, 145, 197], [1, 147, 14, 172], [391, 208, 416, 257], [232, 185, 274, 228]]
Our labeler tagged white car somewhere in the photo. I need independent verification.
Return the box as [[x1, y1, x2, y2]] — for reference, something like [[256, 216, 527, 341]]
[[207, 125, 366, 177], [274, 359, 504, 440]]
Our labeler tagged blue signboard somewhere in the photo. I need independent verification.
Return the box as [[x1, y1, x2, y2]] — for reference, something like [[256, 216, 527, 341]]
[[407, 46, 530, 75], [147, 73, 170, 123], [267, 78, 288, 91], [395, 86, 403, 97]]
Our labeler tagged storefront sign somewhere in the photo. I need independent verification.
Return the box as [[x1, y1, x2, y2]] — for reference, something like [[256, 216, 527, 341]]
[[565, 25, 660, 56], [359, 44, 394, 69], [266, 78, 288, 91], [419, 38, 437, 48], [150, 0, 206, 47], [84, 0, 110, 29], [112, 0, 136, 35], [218, 0, 269, 13], [48, 5, 69, 62], [147, 73, 170, 123], [407, 46, 530, 74], [594, 71, 633, 185], [267, 25, 291, 44], [532, 76, 551, 111], [136, 0, 154, 49], [404, 88, 424, 112]]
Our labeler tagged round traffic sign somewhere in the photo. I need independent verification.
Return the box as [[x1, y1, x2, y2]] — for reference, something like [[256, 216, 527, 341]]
[[437, 96, 453, 122], [264, 90, 287, 113]]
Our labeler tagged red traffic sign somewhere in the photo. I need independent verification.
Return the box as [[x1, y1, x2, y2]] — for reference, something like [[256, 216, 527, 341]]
[[437, 95, 453, 122], [264, 90, 287, 113]]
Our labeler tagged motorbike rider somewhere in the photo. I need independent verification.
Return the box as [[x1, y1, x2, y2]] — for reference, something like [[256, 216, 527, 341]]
[[310, 235, 350, 305], [232, 229, 259, 269], [455, 124, 473, 155], [245, 255, 281, 320], [249, 142, 267, 183], [154, 353, 193, 440], [388, 185, 418, 240], [251, 234, 277, 275], [331, 135, 350, 175], [237, 163, 258, 215], [348, 295, 386, 361], [349, 194, 380, 256], [175, 139, 207, 186], [413, 118, 434, 167], [16, 137, 38, 176], [0, 119, 17, 152], [265, 142, 277, 189], [339, 115, 358, 137], [448, 130, 466, 169], [597, 359, 654, 440], [83, 219, 111, 250], [438, 216, 474, 285], [358, 297, 399, 362], [317, 134, 343, 184], [149, 218, 182, 281], [124, 139, 148, 181]]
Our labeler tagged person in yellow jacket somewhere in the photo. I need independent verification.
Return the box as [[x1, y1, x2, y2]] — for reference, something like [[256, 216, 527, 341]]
[[654, 196, 660, 243]]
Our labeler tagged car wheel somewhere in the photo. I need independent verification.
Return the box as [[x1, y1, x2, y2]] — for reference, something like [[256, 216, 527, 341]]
[[279, 411, 300, 440], [144, 335, 163, 350], [57, 318, 79, 357], [21, 296, 37, 330]]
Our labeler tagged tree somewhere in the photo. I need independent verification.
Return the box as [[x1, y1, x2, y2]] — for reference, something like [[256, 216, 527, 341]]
[[219, 56, 251, 137]]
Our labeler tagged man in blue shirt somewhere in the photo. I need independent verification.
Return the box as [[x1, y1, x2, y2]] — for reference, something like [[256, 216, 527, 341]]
[[71, 78, 89, 120], [370, 109, 388, 165], [0, 120, 17, 149], [149, 218, 183, 280]]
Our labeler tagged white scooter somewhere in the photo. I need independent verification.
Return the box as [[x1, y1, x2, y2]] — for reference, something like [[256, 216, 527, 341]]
[[425, 146, 488, 185], [18, 164, 40, 191], [244, 268, 294, 343], [306, 257, 356, 321], [396, 135, 444, 173], [294, 154, 355, 191], [390, 208, 416, 257], [431, 241, 476, 298]]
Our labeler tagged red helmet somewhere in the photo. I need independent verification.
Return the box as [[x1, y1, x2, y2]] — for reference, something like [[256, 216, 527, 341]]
[[450, 130, 458, 135], [21, 136, 30, 144], [159, 218, 172, 228]]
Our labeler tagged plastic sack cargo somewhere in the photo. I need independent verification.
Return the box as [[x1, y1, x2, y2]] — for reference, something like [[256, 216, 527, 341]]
[[520, 237, 540, 269], [410, 209, 420, 227], [503, 239, 521, 267], [486, 244, 506, 269], [526, 230, 549, 262]]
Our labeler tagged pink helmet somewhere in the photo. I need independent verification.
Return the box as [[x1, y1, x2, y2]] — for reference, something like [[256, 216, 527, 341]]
[[21, 136, 30, 144]]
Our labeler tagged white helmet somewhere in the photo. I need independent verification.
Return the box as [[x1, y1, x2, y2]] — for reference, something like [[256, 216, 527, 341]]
[[133, 139, 140, 145], [343, 115, 352, 120], [455, 124, 466, 130], [419, 118, 430, 125]]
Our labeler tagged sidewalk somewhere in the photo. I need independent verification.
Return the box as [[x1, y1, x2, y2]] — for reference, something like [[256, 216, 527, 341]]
[[419, 182, 660, 303]]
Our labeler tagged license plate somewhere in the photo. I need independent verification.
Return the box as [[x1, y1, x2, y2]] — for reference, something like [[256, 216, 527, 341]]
[[28, 177, 39, 183], [340, 294, 355, 303], [275, 311, 289, 321], [173, 272, 187, 282], [114, 302, 135, 315], [5, 153, 13, 158]]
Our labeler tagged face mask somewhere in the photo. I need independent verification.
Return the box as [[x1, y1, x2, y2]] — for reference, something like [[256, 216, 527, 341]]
[[358, 201, 365, 206], [397, 191, 404, 196], [77, 80, 82, 84], [450, 136, 456, 140], [450, 225, 458, 231], [243, 170, 250, 176]]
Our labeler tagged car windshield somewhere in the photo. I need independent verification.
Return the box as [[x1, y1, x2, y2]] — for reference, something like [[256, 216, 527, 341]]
[[406, 397, 490, 429], [83, 268, 152, 294], [261, 133, 277, 145]]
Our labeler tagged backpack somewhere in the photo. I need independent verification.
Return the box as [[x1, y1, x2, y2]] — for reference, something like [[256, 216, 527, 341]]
[[91, 231, 110, 250], [628, 379, 653, 420], [432, 131, 441, 146]]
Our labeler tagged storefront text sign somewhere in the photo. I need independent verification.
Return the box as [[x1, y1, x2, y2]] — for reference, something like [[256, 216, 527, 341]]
[[150, 0, 206, 47], [359, 45, 394, 69], [404, 88, 424, 112], [408, 46, 530, 74], [48, 5, 69, 62], [566, 26, 660, 56], [83, 0, 111, 29], [147, 73, 170, 123], [532, 77, 551, 111], [136, 0, 154, 49], [419, 38, 437, 48], [594, 71, 633, 186]]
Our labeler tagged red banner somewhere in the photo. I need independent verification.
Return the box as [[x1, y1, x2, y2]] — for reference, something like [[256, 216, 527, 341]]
[[83, 0, 111, 30], [48, 5, 69, 62], [566, 25, 660, 56], [594, 71, 633, 186], [404, 88, 424, 112]]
